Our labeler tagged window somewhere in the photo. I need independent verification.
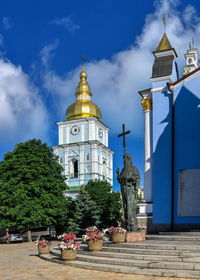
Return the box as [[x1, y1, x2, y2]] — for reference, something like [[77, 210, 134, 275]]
[[102, 160, 107, 179], [71, 158, 78, 178], [178, 169, 200, 217], [86, 153, 90, 161]]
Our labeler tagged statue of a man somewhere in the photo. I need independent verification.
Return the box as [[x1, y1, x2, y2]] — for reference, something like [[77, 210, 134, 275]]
[[116, 154, 140, 232]]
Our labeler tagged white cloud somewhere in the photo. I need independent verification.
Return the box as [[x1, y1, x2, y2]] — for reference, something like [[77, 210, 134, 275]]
[[2, 17, 13, 30], [0, 59, 49, 154], [42, 0, 200, 137], [40, 40, 59, 67], [51, 16, 80, 33]]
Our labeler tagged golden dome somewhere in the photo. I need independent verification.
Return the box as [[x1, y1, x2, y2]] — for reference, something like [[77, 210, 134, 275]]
[[66, 100, 102, 120], [66, 58, 102, 120]]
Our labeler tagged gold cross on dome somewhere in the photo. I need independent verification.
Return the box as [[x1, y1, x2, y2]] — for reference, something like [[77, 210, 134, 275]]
[[81, 55, 85, 71]]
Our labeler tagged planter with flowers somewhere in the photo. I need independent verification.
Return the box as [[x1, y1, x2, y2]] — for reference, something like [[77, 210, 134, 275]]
[[85, 226, 99, 234], [57, 233, 67, 240], [59, 241, 81, 260], [108, 227, 126, 243], [83, 227, 103, 251], [63, 233, 76, 243], [35, 240, 52, 255]]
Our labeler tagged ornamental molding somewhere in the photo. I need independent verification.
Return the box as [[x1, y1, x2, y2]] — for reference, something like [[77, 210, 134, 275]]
[[141, 98, 152, 111]]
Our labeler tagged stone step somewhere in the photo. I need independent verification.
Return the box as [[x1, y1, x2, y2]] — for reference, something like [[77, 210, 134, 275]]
[[39, 253, 200, 279], [51, 247, 200, 261], [72, 243, 200, 256], [76, 253, 200, 270], [108, 242, 200, 251], [159, 232, 200, 236], [51, 247, 183, 262], [77, 250, 200, 263], [147, 234, 200, 241], [101, 245, 193, 256]]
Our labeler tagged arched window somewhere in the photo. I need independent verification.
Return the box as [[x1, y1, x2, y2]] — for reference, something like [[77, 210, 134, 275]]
[[102, 160, 107, 180], [71, 158, 78, 178], [86, 153, 90, 161]]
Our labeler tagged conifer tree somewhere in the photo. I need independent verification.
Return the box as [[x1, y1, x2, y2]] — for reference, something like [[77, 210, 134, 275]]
[[84, 180, 122, 228], [74, 189, 101, 234]]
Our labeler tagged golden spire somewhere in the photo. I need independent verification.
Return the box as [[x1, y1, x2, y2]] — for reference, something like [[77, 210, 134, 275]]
[[155, 16, 172, 52], [74, 56, 92, 99], [163, 15, 166, 31], [81, 55, 85, 71], [66, 57, 102, 120]]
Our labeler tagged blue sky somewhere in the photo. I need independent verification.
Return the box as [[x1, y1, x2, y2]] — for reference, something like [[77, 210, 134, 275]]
[[0, 0, 200, 191]]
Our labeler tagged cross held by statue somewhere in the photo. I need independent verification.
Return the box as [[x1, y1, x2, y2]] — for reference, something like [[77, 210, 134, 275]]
[[117, 123, 131, 157]]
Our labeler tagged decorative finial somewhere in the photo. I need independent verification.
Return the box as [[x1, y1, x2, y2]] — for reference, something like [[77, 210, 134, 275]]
[[192, 38, 195, 48], [81, 55, 85, 71], [163, 15, 166, 32]]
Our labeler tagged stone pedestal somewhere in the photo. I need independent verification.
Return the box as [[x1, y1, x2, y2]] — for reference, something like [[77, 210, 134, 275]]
[[126, 231, 145, 242]]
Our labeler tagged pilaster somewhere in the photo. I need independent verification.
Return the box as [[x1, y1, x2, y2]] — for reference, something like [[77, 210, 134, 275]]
[[79, 146, 84, 185]]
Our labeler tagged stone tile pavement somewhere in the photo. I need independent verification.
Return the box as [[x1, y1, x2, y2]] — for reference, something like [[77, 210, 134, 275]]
[[0, 242, 192, 280]]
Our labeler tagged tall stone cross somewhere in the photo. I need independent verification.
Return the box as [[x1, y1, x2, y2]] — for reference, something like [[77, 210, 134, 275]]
[[117, 123, 131, 161]]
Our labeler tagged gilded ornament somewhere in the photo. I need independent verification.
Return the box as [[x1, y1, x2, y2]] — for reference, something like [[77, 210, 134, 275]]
[[66, 58, 102, 120], [141, 98, 152, 111]]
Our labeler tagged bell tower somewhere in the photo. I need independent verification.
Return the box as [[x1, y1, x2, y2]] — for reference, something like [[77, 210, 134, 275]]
[[52, 58, 113, 197], [183, 41, 199, 75]]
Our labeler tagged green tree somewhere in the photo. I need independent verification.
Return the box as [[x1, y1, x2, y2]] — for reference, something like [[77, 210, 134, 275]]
[[0, 139, 68, 240], [74, 189, 101, 235], [84, 180, 122, 228], [64, 197, 80, 234]]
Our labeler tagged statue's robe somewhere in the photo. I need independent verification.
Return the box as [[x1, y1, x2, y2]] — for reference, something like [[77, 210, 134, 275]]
[[117, 155, 140, 232]]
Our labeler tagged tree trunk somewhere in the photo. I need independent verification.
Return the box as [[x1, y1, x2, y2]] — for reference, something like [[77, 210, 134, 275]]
[[27, 229, 32, 242]]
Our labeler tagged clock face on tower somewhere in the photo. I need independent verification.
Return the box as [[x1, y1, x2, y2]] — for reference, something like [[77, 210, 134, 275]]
[[70, 125, 80, 136], [98, 128, 103, 138], [188, 58, 193, 64]]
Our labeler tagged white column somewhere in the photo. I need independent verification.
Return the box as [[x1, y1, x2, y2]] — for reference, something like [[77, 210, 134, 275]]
[[89, 120, 96, 141], [144, 108, 152, 202], [66, 126, 69, 144], [110, 153, 113, 185], [79, 147, 84, 185], [141, 97, 153, 214], [64, 148, 69, 179], [91, 144, 98, 179], [58, 124, 63, 145]]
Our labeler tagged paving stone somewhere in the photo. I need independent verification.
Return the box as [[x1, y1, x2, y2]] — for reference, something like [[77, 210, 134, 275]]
[[2, 237, 200, 280]]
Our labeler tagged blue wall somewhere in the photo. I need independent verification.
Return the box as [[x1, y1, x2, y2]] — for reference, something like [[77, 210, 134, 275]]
[[152, 75, 200, 225], [173, 79, 200, 224], [152, 88, 172, 224]]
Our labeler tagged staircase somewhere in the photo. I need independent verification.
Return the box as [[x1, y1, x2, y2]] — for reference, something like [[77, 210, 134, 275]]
[[39, 234, 200, 278]]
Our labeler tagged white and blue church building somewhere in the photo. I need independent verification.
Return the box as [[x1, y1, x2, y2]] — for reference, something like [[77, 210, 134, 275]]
[[52, 63, 113, 197], [139, 28, 200, 232]]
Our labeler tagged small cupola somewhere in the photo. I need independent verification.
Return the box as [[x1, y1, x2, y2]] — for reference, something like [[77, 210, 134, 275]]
[[183, 40, 199, 76], [151, 16, 178, 81]]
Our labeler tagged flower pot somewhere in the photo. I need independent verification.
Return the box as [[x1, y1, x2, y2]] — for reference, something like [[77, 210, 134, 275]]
[[111, 232, 125, 243], [61, 249, 77, 260], [88, 239, 103, 251], [67, 239, 74, 243], [38, 244, 50, 254]]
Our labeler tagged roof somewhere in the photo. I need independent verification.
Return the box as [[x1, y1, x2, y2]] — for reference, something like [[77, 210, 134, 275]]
[[155, 32, 172, 52], [171, 66, 200, 87]]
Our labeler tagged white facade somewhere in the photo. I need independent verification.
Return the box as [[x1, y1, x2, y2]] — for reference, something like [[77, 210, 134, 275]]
[[53, 117, 113, 191], [184, 47, 199, 74]]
